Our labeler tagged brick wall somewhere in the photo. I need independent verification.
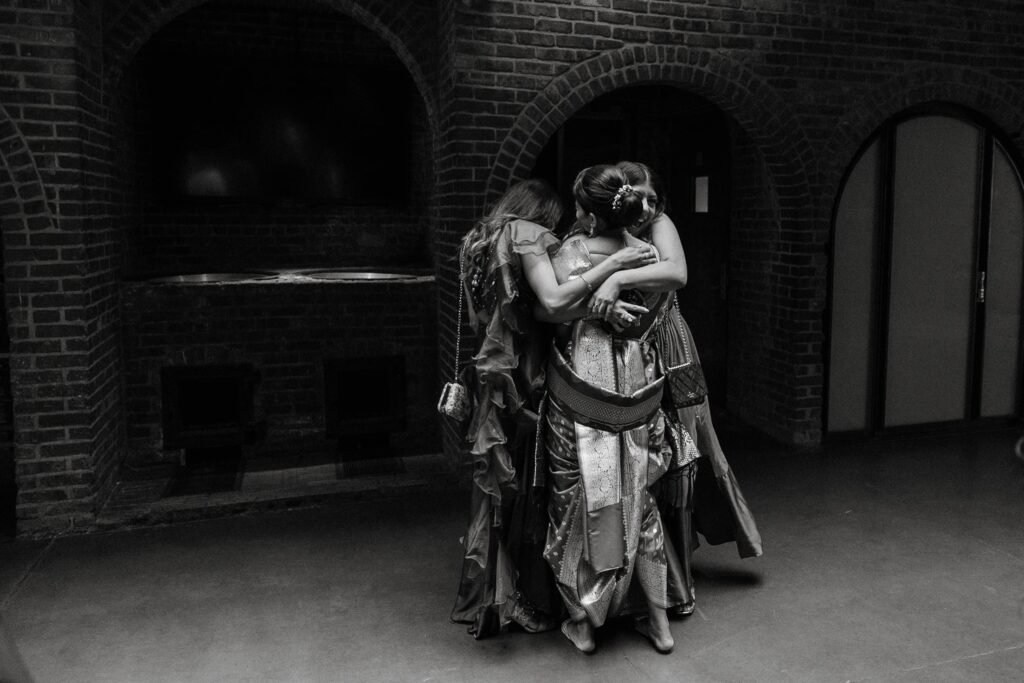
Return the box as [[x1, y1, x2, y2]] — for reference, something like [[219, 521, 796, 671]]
[[4, 0, 1024, 534], [0, 0, 111, 534], [0, 163, 14, 537], [435, 0, 473, 464], [434, 0, 1024, 456], [1, 0, 441, 534], [122, 278, 439, 463], [76, 0, 127, 532]]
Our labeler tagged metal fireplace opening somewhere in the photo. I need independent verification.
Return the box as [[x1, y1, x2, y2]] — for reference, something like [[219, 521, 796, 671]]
[[325, 356, 406, 474], [161, 364, 260, 495]]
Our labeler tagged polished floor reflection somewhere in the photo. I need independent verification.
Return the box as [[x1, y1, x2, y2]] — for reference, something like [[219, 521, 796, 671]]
[[2, 429, 1023, 682]]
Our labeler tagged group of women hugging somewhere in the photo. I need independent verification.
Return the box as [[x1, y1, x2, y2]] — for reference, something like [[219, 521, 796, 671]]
[[449, 161, 762, 655]]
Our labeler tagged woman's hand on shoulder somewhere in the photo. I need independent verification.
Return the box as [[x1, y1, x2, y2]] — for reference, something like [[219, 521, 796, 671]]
[[605, 244, 658, 271]]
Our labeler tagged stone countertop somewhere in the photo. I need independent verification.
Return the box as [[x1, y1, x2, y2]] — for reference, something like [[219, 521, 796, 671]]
[[123, 268, 436, 287]]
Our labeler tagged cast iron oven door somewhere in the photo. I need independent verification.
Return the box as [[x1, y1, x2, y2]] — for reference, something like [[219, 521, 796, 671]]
[[161, 364, 261, 450]]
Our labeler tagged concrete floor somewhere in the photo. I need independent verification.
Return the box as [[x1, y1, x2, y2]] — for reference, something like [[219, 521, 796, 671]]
[[2, 429, 1024, 682]]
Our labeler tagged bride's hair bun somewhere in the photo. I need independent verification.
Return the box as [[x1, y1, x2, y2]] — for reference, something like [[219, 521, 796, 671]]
[[573, 165, 645, 228]]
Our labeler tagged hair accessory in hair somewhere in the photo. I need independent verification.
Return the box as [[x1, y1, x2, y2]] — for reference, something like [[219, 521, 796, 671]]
[[611, 184, 633, 214]]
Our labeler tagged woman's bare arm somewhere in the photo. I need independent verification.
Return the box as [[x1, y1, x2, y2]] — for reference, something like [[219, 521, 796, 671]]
[[534, 298, 648, 327], [587, 215, 688, 317], [611, 215, 688, 291], [521, 242, 655, 317]]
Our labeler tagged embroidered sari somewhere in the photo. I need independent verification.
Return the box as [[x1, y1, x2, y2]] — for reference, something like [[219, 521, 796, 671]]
[[543, 231, 762, 627]]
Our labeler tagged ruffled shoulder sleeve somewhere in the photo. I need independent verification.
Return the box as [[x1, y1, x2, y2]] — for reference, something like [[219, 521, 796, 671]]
[[508, 219, 559, 256]]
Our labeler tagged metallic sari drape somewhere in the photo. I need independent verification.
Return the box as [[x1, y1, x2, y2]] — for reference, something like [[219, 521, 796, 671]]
[[542, 232, 761, 628], [543, 306, 699, 625]]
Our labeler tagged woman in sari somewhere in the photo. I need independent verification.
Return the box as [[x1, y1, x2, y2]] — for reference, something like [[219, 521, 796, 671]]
[[450, 178, 657, 639], [542, 164, 762, 654]]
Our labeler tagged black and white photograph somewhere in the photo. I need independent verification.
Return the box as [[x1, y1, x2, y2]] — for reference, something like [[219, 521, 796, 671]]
[[1, 0, 1023, 681]]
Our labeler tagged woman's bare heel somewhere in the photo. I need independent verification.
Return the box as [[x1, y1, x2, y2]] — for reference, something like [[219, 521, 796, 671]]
[[560, 618, 596, 654], [635, 608, 674, 654]]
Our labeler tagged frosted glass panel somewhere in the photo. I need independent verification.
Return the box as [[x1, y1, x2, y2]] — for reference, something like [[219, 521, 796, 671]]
[[885, 117, 979, 426], [828, 141, 879, 432], [981, 144, 1024, 416], [694, 176, 709, 213]]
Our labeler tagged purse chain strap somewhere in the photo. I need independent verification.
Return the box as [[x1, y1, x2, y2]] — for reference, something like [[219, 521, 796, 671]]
[[451, 242, 465, 381], [673, 296, 693, 365]]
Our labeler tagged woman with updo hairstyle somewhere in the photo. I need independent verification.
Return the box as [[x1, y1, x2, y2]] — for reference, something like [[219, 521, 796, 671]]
[[450, 178, 657, 640], [541, 163, 762, 655], [573, 164, 648, 227]]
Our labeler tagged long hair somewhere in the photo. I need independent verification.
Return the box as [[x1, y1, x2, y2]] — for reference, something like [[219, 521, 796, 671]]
[[572, 164, 646, 230], [461, 178, 563, 271], [616, 160, 667, 219]]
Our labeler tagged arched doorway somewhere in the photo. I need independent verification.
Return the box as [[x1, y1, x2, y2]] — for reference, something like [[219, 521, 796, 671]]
[[827, 105, 1024, 433], [533, 85, 733, 404]]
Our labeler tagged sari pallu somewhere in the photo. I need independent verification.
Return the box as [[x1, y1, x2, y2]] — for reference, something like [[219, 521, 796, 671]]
[[653, 302, 763, 559]]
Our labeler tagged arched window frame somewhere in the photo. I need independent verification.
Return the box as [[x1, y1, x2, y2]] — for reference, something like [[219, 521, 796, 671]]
[[825, 102, 1024, 436]]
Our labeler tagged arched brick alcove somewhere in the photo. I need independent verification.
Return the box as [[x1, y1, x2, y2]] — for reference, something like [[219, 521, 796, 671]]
[[100, 0, 443, 483], [484, 46, 815, 221], [103, 0, 440, 146], [478, 46, 823, 445]]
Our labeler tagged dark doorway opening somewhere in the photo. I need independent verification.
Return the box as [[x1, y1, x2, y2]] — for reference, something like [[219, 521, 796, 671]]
[[533, 86, 732, 404], [324, 356, 407, 474], [161, 364, 259, 495]]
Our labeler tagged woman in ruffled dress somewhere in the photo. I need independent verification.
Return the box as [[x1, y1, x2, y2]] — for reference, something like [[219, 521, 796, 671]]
[[542, 164, 762, 654], [450, 178, 658, 639]]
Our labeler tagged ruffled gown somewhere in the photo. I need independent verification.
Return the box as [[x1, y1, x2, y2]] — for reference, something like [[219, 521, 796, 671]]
[[450, 219, 565, 638]]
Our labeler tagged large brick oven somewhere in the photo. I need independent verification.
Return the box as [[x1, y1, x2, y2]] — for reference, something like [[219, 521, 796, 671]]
[[2, 0, 1024, 535]]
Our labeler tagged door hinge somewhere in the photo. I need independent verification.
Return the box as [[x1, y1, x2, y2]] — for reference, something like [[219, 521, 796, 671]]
[[976, 271, 986, 303]]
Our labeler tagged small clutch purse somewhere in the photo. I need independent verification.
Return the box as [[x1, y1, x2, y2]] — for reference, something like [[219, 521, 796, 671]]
[[662, 300, 708, 409], [664, 363, 707, 408], [437, 380, 470, 421]]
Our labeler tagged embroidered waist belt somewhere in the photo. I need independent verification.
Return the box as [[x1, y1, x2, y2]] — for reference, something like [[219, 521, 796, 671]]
[[547, 344, 664, 433]]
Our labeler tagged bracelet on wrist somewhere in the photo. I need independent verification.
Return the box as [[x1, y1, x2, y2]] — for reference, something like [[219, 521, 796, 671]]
[[578, 273, 594, 294]]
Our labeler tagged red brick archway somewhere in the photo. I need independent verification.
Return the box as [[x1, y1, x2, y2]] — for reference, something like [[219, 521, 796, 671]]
[[484, 45, 815, 221], [481, 46, 823, 444], [0, 103, 56, 232]]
